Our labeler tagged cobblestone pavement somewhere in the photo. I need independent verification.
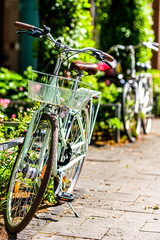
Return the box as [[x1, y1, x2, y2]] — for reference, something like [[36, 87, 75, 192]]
[[7, 119, 160, 240]]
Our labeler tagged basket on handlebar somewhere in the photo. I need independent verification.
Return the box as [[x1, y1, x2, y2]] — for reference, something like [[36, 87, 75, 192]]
[[28, 70, 92, 110]]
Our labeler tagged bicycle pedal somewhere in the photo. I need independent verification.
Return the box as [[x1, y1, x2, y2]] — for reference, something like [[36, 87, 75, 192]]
[[57, 192, 75, 202]]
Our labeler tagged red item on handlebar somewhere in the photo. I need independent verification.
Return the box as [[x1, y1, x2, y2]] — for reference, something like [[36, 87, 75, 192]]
[[97, 62, 110, 71]]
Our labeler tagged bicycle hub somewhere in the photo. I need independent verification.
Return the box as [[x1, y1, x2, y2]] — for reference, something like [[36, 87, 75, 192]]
[[22, 165, 39, 180], [59, 106, 69, 118]]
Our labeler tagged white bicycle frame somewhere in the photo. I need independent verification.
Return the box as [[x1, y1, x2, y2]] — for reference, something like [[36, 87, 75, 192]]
[[133, 72, 153, 116]]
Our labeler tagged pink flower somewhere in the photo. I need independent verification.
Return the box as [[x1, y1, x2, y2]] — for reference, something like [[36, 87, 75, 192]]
[[19, 87, 23, 91], [105, 80, 110, 86], [12, 114, 16, 118], [3, 104, 8, 108], [0, 98, 11, 108]]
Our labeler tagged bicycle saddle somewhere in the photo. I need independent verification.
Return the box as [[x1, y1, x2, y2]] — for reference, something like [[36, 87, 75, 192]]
[[70, 60, 98, 75]]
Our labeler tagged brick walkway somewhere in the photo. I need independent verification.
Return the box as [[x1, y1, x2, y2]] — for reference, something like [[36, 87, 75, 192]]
[[8, 119, 160, 240]]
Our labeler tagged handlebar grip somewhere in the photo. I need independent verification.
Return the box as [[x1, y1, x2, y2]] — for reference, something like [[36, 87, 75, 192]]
[[14, 21, 35, 31], [102, 52, 114, 62]]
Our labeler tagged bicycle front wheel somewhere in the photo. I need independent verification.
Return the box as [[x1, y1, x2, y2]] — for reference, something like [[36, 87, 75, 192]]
[[4, 113, 58, 233], [56, 109, 89, 194], [122, 82, 141, 142]]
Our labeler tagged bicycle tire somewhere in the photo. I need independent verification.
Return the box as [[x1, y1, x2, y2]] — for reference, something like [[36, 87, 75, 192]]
[[122, 82, 141, 142], [55, 108, 89, 194], [4, 113, 58, 233], [141, 77, 153, 134]]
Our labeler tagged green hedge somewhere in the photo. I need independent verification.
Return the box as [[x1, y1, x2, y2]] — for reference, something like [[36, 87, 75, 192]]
[[37, 0, 94, 73], [96, 0, 154, 71]]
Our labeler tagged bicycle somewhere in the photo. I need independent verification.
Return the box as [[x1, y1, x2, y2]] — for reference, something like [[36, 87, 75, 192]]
[[120, 42, 159, 142], [98, 42, 159, 142], [4, 21, 114, 233]]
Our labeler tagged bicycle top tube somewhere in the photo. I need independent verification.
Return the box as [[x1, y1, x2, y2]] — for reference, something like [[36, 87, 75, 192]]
[[14, 21, 114, 66]]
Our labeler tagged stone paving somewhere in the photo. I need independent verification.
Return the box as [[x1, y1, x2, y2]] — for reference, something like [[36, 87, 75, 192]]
[[8, 119, 160, 240]]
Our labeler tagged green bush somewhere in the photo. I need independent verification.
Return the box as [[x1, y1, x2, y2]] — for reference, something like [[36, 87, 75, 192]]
[[96, 0, 154, 71], [36, 0, 122, 135], [0, 106, 38, 210], [0, 67, 33, 118], [0, 149, 18, 208], [37, 0, 94, 73], [0, 67, 28, 100], [148, 69, 160, 95], [148, 68, 160, 116]]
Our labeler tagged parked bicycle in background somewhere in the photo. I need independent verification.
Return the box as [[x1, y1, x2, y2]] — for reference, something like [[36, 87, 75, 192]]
[[98, 42, 159, 142], [4, 21, 114, 233]]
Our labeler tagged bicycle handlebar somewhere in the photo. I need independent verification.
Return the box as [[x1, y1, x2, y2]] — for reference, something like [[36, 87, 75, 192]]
[[101, 51, 114, 61], [15, 21, 35, 31], [109, 42, 159, 53], [14, 21, 114, 64], [141, 41, 159, 52]]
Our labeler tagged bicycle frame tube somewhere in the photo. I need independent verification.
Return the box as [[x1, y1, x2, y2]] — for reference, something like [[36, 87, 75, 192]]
[[88, 92, 101, 144], [133, 81, 139, 114], [58, 154, 85, 173], [129, 47, 136, 79], [53, 110, 86, 176], [138, 74, 153, 114]]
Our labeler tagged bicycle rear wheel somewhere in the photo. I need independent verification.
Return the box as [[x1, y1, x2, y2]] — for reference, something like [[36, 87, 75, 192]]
[[122, 82, 141, 142], [4, 113, 58, 233], [56, 109, 89, 194]]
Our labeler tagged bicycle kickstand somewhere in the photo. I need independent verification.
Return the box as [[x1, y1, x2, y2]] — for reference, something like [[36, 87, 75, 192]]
[[58, 191, 80, 218]]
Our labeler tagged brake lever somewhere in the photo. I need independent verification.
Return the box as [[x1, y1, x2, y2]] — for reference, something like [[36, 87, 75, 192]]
[[31, 29, 44, 37], [91, 52, 114, 68], [16, 29, 44, 38], [91, 52, 102, 61], [16, 30, 32, 35]]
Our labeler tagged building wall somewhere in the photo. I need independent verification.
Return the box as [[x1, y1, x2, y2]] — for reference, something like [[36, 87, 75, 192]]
[[152, 0, 160, 69], [3, 0, 19, 71]]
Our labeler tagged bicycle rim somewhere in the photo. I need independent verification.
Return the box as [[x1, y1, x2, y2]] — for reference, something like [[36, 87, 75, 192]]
[[57, 109, 89, 194], [4, 113, 58, 233], [122, 82, 141, 142]]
